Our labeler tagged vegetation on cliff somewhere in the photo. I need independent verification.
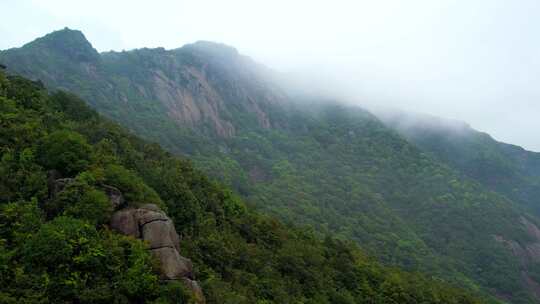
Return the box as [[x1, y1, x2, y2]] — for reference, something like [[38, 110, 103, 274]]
[[0, 68, 486, 302], [2, 28, 540, 303]]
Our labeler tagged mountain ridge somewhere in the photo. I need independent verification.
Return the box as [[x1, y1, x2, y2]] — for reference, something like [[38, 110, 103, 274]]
[[2, 28, 540, 303], [0, 66, 486, 303]]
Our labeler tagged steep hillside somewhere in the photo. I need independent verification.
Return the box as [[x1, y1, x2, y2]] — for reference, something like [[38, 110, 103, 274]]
[[377, 110, 540, 216], [0, 68, 488, 303], [2, 28, 540, 303], [0, 28, 288, 153]]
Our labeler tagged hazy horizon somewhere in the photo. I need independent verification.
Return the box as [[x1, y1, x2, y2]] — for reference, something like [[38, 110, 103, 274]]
[[1, 0, 539, 151]]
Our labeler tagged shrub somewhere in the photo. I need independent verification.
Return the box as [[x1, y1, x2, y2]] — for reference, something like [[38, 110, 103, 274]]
[[104, 164, 163, 208], [38, 130, 92, 176], [46, 173, 112, 225], [21, 216, 160, 303]]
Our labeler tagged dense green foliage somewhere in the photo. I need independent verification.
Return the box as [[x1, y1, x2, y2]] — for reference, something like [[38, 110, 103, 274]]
[[0, 68, 486, 302], [379, 111, 540, 216], [4, 28, 540, 303], [189, 103, 539, 301], [45, 173, 112, 224], [38, 130, 93, 176]]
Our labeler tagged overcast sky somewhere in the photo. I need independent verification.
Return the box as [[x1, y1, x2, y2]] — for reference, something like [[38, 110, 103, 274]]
[[1, 0, 539, 151]]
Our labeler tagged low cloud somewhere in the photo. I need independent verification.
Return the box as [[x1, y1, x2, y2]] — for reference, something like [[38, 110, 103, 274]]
[[1, 0, 539, 150]]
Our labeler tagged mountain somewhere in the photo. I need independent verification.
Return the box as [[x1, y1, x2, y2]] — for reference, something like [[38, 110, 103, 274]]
[[1, 28, 540, 303], [377, 110, 540, 302], [378, 110, 540, 216], [0, 28, 288, 152], [0, 66, 488, 303]]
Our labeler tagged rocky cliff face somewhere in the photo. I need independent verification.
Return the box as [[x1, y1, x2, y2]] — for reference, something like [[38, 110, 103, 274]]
[[0, 28, 287, 138], [495, 217, 540, 300], [49, 175, 205, 303]]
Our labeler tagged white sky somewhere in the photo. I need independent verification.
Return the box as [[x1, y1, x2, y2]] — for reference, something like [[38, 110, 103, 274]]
[[1, 0, 539, 151]]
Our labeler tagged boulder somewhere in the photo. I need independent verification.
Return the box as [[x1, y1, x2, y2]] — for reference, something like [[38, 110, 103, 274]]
[[110, 208, 140, 238], [142, 220, 177, 249], [170, 225, 181, 252], [151, 247, 193, 280], [134, 207, 168, 226], [109, 203, 204, 303]]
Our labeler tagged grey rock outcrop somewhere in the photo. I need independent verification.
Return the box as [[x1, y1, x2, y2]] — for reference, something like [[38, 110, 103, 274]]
[[152, 247, 192, 279], [47, 175, 204, 302], [494, 217, 540, 300], [110, 204, 204, 302], [110, 208, 141, 238]]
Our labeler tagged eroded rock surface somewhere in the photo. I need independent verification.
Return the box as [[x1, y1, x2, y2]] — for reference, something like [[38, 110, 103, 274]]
[[48, 176, 204, 302], [152, 247, 192, 279], [110, 208, 140, 238], [110, 204, 204, 302]]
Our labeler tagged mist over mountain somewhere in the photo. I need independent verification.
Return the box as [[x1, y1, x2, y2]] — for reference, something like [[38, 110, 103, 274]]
[[2, 28, 540, 303], [3, 0, 539, 152], [377, 109, 540, 216], [1, 64, 494, 303]]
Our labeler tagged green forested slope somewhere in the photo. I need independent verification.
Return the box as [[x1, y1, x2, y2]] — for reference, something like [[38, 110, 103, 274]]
[[195, 103, 537, 302], [2, 28, 539, 303], [378, 110, 540, 216], [0, 68, 487, 303]]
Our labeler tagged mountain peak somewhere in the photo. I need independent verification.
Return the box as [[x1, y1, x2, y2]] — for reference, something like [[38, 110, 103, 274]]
[[24, 27, 99, 63], [181, 40, 239, 59]]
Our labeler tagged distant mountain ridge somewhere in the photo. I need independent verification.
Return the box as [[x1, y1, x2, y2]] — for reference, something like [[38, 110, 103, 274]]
[[378, 109, 540, 215], [0, 28, 287, 146], [3, 28, 540, 303]]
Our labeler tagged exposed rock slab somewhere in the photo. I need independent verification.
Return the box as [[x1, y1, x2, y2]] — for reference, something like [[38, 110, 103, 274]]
[[48, 177, 205, 303], [110, 208, 140, 238], [152, 247, 193, 279], [134, 207, 168, 226], [142, 220, 178, 249], [110, 203, 204, 303]]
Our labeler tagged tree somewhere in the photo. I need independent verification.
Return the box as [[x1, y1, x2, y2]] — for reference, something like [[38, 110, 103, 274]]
[[38, 130, 92, 176]]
